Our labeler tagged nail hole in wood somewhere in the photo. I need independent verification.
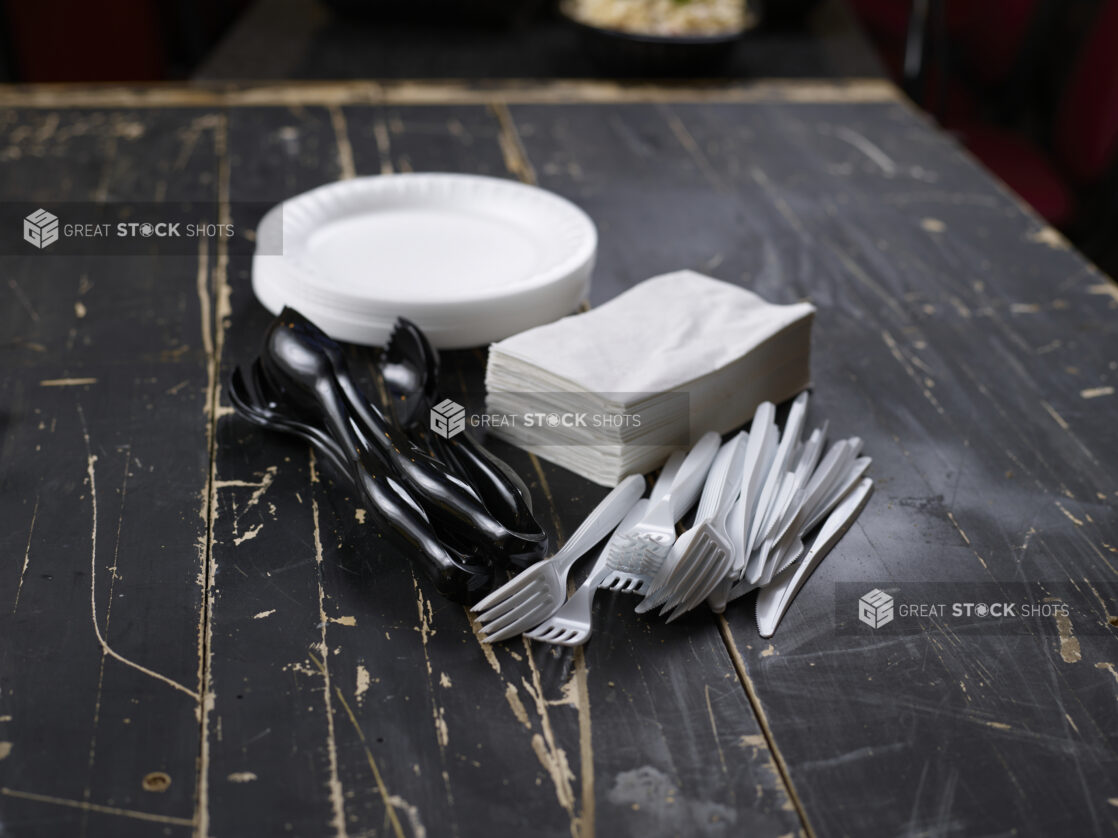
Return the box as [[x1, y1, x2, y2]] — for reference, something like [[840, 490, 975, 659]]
[[142, 772, 171, 792]]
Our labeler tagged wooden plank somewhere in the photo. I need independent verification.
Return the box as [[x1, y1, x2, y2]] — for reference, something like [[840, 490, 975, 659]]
[[0, 107, 222, 834], [0, 78, 898, 110], [499, 99, 1117, 837]]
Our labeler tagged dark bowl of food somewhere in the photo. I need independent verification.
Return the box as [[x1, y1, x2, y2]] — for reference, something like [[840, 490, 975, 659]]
[[561, 0, 758, 77]]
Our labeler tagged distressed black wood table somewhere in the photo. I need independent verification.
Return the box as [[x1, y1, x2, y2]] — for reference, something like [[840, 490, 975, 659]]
[[0, 79, 1115, 838]]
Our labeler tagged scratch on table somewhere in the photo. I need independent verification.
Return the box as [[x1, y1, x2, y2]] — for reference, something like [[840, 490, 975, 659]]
[[328, 105, 356, 180], [329, 615, 357, 626], [832, 125, 897, 175], [408, 571, 456, 805], [173, 112, 220, 170], [0, 787, 193, 827], [309, 452, 350, 838], [233, 523, 263, 545], [194, 115, 238, 838], [321, 665, 407, 838], [84, 449, 133, 808], [195, 235, 214, 427], [373, 112, 393, 175], [1041, 400, 1071, 431], [504, 683, 532, 730], [386, 795, 427, 838], [704, 685, 731, 786], [1054, 501, 1084, 527], [1027, 226, 1068, 249], [520, 664, 577, 830], [253, 609, 276, 620], [8, 278, 39, 322], [750, 166, 808, 238], [40, 377, 98, 387], [80, 405, 199, 700], [1080, 386, 1114, 399], [227, 772, 257, 783], [465, 611, 502, 674], [11, 495, 38, 614], [572, 646, 595, 838], [355, 665, 371, 705], [1095, 662, 1118, 686], [659, 104, 723, 191], [881, 330, 945, 415], [491, 101, 537, 186], [1053, 609, 1082, 663], [0, 742, 10, 759], [1087, 282, 1118, 304], [214, 466, 277, 496]]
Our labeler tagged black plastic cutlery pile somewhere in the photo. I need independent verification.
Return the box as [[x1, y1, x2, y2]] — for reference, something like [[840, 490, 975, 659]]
[[229, 308, 548, 603]]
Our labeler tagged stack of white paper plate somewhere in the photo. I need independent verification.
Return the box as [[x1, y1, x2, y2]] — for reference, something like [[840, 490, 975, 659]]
[[252, 173, 597, 348]]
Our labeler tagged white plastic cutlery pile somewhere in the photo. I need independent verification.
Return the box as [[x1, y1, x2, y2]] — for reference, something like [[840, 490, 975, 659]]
[[472, 392, 873, 646]]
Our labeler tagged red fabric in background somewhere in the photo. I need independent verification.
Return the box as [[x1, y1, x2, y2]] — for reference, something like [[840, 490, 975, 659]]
[[3, 0, 166, 81], [955, 121, 1075, 226], [1054, 0, 1118, 183], [958, 0, 1039, 87]]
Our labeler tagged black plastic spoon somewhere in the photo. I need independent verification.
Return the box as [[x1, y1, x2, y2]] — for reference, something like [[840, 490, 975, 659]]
[[379, 318, 547, 569]]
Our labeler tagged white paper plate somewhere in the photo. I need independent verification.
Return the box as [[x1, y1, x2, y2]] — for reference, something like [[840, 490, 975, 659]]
[[252, 173, 597, 347]]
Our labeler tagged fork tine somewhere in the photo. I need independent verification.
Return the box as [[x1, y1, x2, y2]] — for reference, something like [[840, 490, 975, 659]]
[[523, 624, 552, 641], [480, 591, 550, 639], [680, 547, 736, 615], [472, 570, 539, 613], [527, 622, 566, 643], [655, 538, 716, 612], [672, 543, 727, 611], [486, 613, 551, 644], [475, 583, 540, 625], [637, 557, 688, 610]]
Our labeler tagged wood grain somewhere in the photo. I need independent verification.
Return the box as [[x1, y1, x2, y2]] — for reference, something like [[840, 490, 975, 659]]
[[1, 91, 1114, 838]]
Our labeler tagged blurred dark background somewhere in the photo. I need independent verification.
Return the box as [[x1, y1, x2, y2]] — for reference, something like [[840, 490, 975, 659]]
[[1, 0, 1115, 274]]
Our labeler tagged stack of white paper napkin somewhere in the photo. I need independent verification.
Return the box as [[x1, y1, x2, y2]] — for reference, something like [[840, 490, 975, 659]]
[[485, 270, 815, 485]]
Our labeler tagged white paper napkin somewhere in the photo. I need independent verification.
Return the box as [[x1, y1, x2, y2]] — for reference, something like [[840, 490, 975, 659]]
[[489, 270, 816, 404]]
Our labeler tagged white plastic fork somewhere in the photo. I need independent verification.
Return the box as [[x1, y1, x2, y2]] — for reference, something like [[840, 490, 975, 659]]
[[523, 500, 650, 647], [471, 474, 645, 643], [637, 434, 747, 618], [704, 403, 780, 613], [598, 431, 720, 596], [725, 449, 871, 604], [747, 391, 808, 561]]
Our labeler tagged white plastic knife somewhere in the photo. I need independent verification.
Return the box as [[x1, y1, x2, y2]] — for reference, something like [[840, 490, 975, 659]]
[[754, 477, 874, 638]]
